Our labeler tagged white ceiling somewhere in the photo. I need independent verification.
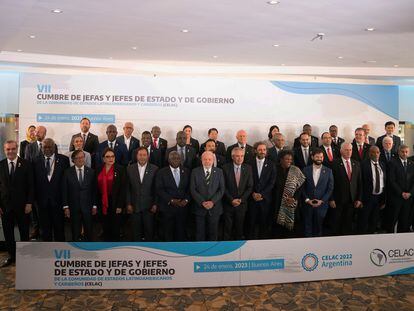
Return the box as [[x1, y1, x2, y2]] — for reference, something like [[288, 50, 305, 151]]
[[0, 0, 414, 79]]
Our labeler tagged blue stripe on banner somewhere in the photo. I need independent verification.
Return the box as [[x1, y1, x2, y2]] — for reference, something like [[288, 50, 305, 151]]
[[194, 259, 284, 273], [69, 241, 246, 257], [36, 113, 115, 123], [387, 266, 414, 275]]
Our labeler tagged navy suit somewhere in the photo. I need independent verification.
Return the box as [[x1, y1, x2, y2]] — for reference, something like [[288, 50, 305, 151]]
[[62, 165, 97, 241], [376, 134, 401, 154], [247, 159, 276, 239], [33, 154, 70, 241], [358, 159, 386, 234], [96, 140, 129, 167], [116, 135, 140, 163], [302, 165, 334, 237], [156, 166, 191, 241]]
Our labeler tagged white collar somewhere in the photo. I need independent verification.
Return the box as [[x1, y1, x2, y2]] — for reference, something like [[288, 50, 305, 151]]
[[7, 157, 18, 164], [75, 165, 85, 170], [44, 154, 55, 161]]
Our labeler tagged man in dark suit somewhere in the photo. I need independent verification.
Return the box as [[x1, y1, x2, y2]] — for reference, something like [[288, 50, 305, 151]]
[[293, 132, 312, 171], [126, 147, 158, 241], [156, 151, 191, 241], [191, 151, 225, 241], [351, 128, 370, 162], [294, 124, 319, 149], [204, 139, 226, 168], [62, 150, 97, 241], [199, 128, 226, 157], [151, 126, 168, 160], [0, 140, 34, 267], [267, 133, 287, 165], [165, 131, 198, 170], [358, 146, 386, 234], [302, 148, 334, 237], [327, 143, 362, 235], [132, 131, 163, 168], [24, 125, 47, 163], [33, 138, 70, 241], [226, 130, 254, 164], [69, 117, 99, 156], [247, 142, 276, 239], [116, 122, 140, 163], [379, 136, 398, 165], [96, 124, 128, 167], [222, 147, 253, 240], [376, 121, 401, 154], [320, 132, 339, 168], [387, 145, 414, 233], [329, 125, 345, 149], [362, 124, 376, 145]]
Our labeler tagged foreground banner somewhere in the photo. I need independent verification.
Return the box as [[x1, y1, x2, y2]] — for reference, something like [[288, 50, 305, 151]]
[[16, 234, 414, 290]]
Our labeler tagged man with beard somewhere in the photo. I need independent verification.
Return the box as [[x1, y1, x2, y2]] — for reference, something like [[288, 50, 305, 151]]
[[302, 148, 334, 237]]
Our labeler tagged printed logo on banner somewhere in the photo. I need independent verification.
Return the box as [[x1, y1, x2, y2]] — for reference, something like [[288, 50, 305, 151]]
[[370, 249, 387, 267], [301, 253, 319, 271]]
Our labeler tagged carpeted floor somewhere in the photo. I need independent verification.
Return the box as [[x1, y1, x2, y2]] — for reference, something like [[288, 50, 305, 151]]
[[1, 252, 413, 311]]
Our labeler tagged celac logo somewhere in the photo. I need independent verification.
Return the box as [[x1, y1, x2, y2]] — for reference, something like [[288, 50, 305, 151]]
[[370, 249, 387, 267], [302, 253, 318, 271]]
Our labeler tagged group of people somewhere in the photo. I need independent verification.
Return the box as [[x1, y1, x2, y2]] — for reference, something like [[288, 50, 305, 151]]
[[1, 117, 413, 267]]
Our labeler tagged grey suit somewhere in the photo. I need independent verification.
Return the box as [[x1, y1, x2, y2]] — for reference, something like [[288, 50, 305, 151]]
[[190, 166, 225, 241], [126, 163, 158, 241]]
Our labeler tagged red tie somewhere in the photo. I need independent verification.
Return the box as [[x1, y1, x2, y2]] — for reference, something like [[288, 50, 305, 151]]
[[327, 147, 333, 162], [153, 138, 158, 149], [345, 160, 352, 181], [358, 145, 363, 158]]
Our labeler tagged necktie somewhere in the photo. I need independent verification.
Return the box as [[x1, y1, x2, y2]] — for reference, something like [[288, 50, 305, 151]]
[[386, 151, 390, 162], [333, 137, 337, 144], [173, 168, 180, 187], [257, 161, 263, 178], [78, 168, 83, 185], [46, 157, 51, 176], [82, 134, 87, 147], [345, 160, 352, 181], [9, 161, 15, 179], [109, 142, 113, 149], [403, 161, 407, 172], [180, 147, 185, 164], [327, 147, 333, 162], [358, 145, 363, 158], [205, 170, 211, 185], [304, 148, 308, 165], [374, 163, 380, 193], [240, 145, 245, 149], [39, 142, 43, 152], [235, 167, 241, 187], [153, 138, 158, 149]]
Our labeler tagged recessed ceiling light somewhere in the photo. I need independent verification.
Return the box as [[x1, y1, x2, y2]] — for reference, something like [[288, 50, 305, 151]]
[[131, 46, 137, 50], [267, 1, 280, 4], [393, 64, 399, 67], [281, 63, 285, 66], [212, 55, 218, 59], [29, 35, 36, 39], [364, 60, 377, 63], [17, 49, 23, 52], [337, 56, 344, 59], [365, 27, 375, 31], [273, 44, 280, 47], [51, 9, 63, 13], [181, 29, 189, 33]]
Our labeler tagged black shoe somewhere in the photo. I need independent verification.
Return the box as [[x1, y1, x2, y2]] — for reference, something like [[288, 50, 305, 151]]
[[0, 257, 15, 268]]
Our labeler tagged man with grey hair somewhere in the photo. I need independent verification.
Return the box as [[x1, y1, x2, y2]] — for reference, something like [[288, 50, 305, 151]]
[[268, 132, 287, 165], [362, 124, 376, 145], [379, 136, 397, 165], [226, 130, 254, 164], [116, 121, 140, 163]]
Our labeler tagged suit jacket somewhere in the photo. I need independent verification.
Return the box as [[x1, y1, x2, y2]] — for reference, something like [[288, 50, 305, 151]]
[[293, 146, 312, 171], [116, 135, 140, 163], [267, 146, 286, 165], [62, 165, 97, 213], [96, 140, 129, 167], [294, 135, 319, 149], [33, 154, 70, 208], [187, 137, 200, 154], [388, 158, 414, 200], [24, 141, 43, 163], [132, 146, 163, 168], [153, 137, 168, 160], [302, 165, 334, 209], [19, 140, 30, 159], [155, 166, 191, 212], [360, 159, 386, 205], [96, 163, 127, 213], [331, 137, 345, 149], [165, 145, 198, 169], [126, 163, 158, 212], [214, 153, 226, 168], [250, 158, 277, 206], [379, 150, 398, 167], [320, 145, 340, 168], [190, 166, 225, 217], [199, 140, 226, 157], [352, 136, 375, 146], [226, 143, 254, 164], [376, 134, 401, 153], [331, 158, 362, 205], [70, 132, 99, 155], [351, 141, 370, 162], [0, 158, 34, 214], [222, 163, 253, 208]]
